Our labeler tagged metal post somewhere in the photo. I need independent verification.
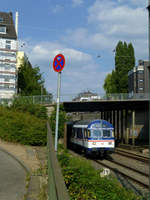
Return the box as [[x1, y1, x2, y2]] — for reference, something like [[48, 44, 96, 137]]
[[147, 1, 150, 198], [55, 72, 61, 152], [132, 110, 135, 146]]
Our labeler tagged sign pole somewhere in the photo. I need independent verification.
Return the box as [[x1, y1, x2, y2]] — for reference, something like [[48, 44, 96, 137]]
[[55, 72, 61, 152], [52, 53, 65, 152]]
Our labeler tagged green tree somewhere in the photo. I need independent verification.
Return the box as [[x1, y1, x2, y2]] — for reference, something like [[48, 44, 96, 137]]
[[103, 71, 118, 94], [18, 58, 48, 96], [103, 41, 135, 93]]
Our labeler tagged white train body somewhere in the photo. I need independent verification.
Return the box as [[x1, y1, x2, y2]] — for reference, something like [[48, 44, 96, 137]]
[[70, 119, 115, 155]]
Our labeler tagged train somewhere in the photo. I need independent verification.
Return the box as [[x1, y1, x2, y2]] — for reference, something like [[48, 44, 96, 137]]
[[69, 119, 115, 156]]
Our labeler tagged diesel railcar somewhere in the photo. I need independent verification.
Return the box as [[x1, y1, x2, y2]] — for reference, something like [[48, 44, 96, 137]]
[[69, 119, 115, 156]]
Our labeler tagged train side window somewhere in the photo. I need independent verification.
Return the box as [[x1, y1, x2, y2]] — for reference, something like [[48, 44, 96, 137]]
[[72, 128, 76, 137], [77, 128, 83, 139], [84, 129, 87, 138], [87, 130, 91, 138]]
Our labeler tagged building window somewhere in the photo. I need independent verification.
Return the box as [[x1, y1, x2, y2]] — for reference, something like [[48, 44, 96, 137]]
[[5, 40, 11, 50], [138, 70, 144, 74], [139, 79, 143, 82], [0, 17, 3, 23], [0, 26, 6, 34], [139, 87, 143, 90], [5, 78, 10, 82]]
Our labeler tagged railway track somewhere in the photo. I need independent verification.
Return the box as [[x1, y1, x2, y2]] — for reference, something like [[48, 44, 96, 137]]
[[69, 149, 149, 197], [114, 148, 149, 164], [94, 159, 149, 189]]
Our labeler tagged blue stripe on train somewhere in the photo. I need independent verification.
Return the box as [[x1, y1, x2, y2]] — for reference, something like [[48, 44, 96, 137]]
[[88, 137, 115, 140]]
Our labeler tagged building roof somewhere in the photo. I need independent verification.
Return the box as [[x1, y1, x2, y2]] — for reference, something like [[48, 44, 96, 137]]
[[0, 12, 17, 39]]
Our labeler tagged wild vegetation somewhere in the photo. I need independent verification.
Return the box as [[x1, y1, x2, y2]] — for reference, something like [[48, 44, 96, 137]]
[[0, 105, 47, 145], [57, 145, 142, 200], [49, 104, 69, 138]]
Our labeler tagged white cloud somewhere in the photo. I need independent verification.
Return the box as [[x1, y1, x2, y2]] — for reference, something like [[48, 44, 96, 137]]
[[63, 0, 148, 60], [72, 0, 83, 7], [117, 0, 146, 7], [88, 0, 147, 37], [52, 4, 64, 13], [23, 41, 106, 96], [27, 42, 92, 64]]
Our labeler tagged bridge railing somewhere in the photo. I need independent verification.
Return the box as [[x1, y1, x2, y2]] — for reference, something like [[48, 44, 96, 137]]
[[0, 95, 53, 105], [47, 121, 70, 200], [53, 93, 150, 102], [0, 93, 149, 105]]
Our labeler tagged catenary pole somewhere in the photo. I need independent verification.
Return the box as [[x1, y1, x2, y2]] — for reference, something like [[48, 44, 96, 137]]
[[54, 72, 61, 152], [147, 1, 150, 199]]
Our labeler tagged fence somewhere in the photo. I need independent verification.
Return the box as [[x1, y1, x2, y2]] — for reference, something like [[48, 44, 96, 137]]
[[47, 122, 70, 200], [0, 93, 149, 105], [0, 95, 53, 105]]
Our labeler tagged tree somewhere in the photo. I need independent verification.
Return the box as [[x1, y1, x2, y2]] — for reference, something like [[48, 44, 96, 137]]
[[103, 71, 117, 94], [18, 58, 48, 96], [103, 41, 135, 93]]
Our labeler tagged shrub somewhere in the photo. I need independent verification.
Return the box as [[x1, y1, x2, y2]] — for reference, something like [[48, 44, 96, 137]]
[[49, 105, 69, 138], [10, 98, 48, 120], [0, 106, 46, 145]]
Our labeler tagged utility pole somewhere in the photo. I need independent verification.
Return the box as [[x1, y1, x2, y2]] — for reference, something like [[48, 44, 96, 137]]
[[15, 11, 19, 95], [147, 1, 150, 60], [147, 1, 150, 199]]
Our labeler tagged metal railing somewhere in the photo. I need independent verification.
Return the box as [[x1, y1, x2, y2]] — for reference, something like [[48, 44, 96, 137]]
[[0, 95, 53, 105], [47, 122, 70, 200], [14, 95, 53, 104], [0, 93, 149, 106], [69, 93, 150, 102]]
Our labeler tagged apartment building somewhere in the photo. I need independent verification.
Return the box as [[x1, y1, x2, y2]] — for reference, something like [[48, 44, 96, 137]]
[[0, 12, 17, 98], [128, 60, 150, 95]]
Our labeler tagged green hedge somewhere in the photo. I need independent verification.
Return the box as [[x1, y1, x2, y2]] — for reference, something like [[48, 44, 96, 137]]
[[0, 106, 46, 145], [57, 145, 142, 200]]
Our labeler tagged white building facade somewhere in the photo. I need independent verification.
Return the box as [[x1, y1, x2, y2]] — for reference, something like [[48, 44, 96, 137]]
[[0, 12, 17, 98]]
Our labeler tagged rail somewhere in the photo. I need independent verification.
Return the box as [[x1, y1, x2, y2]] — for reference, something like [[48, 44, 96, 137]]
[[47, 121, 70, 200], [0, 93, 149, 105]]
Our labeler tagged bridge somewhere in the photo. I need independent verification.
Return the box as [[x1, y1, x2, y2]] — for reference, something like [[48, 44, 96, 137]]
[[63, 98, 149, 145], [1, 93, 149, 145]]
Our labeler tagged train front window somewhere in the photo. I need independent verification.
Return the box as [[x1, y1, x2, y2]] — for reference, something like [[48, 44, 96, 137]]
[[91, 129, 101, 138], [103, 130, 111, 137]]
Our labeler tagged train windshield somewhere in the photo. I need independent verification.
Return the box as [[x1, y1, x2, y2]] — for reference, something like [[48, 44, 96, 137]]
[[91, 129, 102, 138], [103, 129, 111, 137]]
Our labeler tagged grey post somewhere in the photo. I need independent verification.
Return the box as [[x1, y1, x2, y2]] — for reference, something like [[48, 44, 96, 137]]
[[55, 72, 61, 152]]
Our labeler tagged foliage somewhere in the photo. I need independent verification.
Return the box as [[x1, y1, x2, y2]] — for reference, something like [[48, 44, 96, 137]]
[[103, 41, 135, 93], [49, 104, 69, 138], [103, 72, 117, 94], [10, 98, 48, 120], [57, 145, 142, 200], [0, 106, 47, 145], [18, 58, 48, 96]]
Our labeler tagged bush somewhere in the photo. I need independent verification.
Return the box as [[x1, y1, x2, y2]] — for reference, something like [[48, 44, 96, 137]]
[[10, 98, 48, 120], [49, 105, 69, 138], [57, 145, 142, 200], [0, 106, 47, 145]]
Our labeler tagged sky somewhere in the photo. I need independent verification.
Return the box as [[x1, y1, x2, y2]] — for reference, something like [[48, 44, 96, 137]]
[[1, 0, 149, 100]]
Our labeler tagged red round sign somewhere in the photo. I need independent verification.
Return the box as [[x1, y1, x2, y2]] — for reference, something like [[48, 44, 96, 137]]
[[53, 54, 65, 72]]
